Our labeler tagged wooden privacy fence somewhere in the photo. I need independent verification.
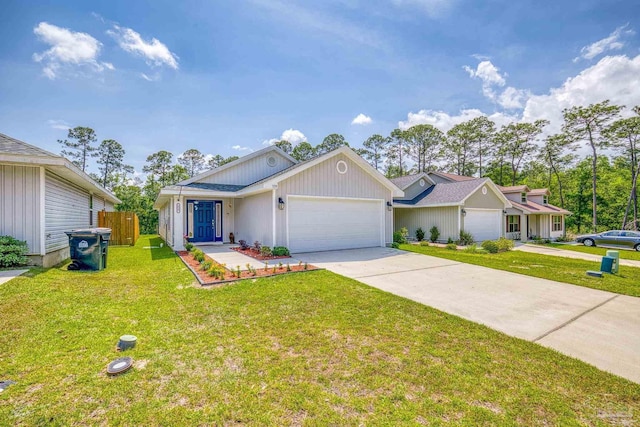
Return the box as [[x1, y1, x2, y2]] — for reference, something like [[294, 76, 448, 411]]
[[98, 211, 140, 246]]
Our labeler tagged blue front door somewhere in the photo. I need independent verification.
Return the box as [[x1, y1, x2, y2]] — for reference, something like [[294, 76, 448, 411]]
[[193, 201, 214, 242], [189, 200, 223, 243]]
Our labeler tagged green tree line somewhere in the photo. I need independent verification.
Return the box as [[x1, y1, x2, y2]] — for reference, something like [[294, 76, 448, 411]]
[[59, 100, 639, 235]]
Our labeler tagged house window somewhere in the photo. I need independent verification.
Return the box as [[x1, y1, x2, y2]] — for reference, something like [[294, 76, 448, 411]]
[[552, 215, 562, 231], [543, 195, 548, 205], [89, 195, 94, 226], [521, 193, 527, 203], [507, 215, 520, 233]]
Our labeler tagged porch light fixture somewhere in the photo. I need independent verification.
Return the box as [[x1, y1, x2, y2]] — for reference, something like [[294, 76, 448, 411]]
[[461, 208, 466, 216], [386, 201, 393, 211], [503, 209, 508, 215], [278, 197, 285, 210]]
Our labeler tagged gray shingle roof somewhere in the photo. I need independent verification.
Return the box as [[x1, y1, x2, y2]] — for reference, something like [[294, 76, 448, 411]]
[[186, 182, 247, 192], [389, 174, 421, 189], [395, 178, 487, 206], [0, 133, 58, 157]]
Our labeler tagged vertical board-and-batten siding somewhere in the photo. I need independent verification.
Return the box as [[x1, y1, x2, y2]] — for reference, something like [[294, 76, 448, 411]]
[[234, 192, 273, 246], [275, 153, 393, 246], [465, 186, 505, 209], [200, 152, 294, 186], [0, 165, 41, 254], [395, 206, 459, 242], [401, 179, 429, 200], [45, 171, 90, 252]]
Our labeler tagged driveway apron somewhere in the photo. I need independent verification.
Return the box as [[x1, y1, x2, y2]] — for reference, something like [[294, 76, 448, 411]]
[[299, 247, 640, 384]]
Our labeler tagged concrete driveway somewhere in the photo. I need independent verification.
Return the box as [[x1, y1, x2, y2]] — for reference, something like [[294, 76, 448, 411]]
[[299, 247, 640, 384]]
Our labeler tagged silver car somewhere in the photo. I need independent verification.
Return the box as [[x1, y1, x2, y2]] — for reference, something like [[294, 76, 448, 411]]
[[576, 230, 640, 251]]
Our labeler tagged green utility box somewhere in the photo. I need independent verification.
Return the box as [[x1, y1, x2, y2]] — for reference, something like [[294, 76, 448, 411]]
[[605, 250, 619, 274], [600, 256, 615, 274], [65, 228, 112, 270]]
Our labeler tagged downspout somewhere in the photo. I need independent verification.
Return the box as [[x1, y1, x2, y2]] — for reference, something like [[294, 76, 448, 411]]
[[40, 166, 46, 256]]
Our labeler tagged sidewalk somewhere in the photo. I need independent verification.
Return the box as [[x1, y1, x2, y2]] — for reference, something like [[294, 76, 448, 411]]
[[514, 244, 640, 268], [199, 244, 301, 271], [0, 269, 28, 285]]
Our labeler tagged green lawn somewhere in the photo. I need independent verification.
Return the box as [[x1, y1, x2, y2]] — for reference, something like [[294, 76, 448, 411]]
[[401, 243, 640, 297], [1, 236, 638, 425], [547, 242, 640, 261]]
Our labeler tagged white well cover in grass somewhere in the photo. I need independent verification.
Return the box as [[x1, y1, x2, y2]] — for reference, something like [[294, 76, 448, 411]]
[[287, 196, 384, 253]]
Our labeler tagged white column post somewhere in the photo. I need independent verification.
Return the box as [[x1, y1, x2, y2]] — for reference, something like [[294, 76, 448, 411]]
[[272, 185, 278, 247], [173, 196, 185, 251], [520, 214, 527, 242]]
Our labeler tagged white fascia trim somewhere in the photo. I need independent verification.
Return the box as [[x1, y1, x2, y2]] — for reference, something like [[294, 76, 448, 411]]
[[178, 146, 298, 186], [238, 147, 404, 197], [461, 178, 512, 208]]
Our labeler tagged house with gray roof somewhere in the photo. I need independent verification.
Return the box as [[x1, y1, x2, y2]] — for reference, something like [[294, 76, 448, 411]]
[[392, 171, 571, 243], [392, 174, 512, 242], [1, 132, 120, 266], [154, 146, 403, 253]]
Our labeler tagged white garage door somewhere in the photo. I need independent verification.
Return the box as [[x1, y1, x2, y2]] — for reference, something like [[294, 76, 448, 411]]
[[463, 209, 502, 242], [288, 197, 384, 253]]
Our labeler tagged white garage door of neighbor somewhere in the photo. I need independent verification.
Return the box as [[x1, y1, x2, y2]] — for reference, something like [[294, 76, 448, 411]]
[[287, 197, 384, 253], [463, 209, 502, 242]]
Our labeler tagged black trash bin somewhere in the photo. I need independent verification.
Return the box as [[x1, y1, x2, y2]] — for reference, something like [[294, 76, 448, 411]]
[[65, 228, 112, 270]]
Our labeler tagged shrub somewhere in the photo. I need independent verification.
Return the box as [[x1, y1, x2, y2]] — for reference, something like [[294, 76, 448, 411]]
[[393, 229, 408, 244], [446, 243, 457, 250], [260, 246, 273, 257], [0, 235, 29, 268], [429, 226, 440, 243], [184, 242, 194, 251], [419, 241, 429, 246], [496, 237, 514, 252], [464, 244, 479, 253], [200, 260, 213, 271], [415, 227, 425, 242], [401, 227, 409, 241], [457, 230, 474, 246], [272, 246, 290, 256], [391, 242, 400, 249], [253, 241, 262, 252], [238, 240, 250, 250], [481, 240, 499, 253], [447, 237, 454, 244], [192, 249, 205, 263]]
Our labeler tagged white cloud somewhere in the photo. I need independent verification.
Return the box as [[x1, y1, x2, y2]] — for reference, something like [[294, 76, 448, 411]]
[[47, 119, 72, 130], [351, 113, 373, 125], [232, 145, 253, 152], [523, 54, 640, 134], [498, 86, 530, 110], [574, 24, 634, 62], [262, 129, 308, 146], [107, 25, 179, 69], [32, 22, 113, 79], [391, 0, 455, 18], [140, 72, 160, 82], [398, 108, 517, 132]]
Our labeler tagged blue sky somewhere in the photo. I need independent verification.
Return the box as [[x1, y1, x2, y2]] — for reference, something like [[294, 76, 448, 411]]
[[1, 0, 639, 174]]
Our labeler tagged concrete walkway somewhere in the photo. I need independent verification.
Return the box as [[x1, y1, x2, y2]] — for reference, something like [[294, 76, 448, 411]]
[[515, 243, 640, 268], [199, 244, 301, 271], [0, 269, 28, 285], [298, 247, 640, 384]]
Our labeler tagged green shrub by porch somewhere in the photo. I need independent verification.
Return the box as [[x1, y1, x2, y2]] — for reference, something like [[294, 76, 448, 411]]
[[0, 235, 29, 268]]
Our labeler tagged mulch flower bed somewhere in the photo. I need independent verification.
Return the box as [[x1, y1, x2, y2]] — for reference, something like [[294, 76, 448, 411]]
[[230, 246, 291, 261], [177, 251, 317, 286]]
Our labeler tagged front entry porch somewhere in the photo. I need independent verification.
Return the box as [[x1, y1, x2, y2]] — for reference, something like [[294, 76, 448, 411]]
[[505, 213, 565, 241]]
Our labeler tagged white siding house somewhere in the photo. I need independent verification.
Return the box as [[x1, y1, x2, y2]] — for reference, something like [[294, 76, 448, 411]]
[[154, 146, 403, 252], [0, 133, 120, 267]]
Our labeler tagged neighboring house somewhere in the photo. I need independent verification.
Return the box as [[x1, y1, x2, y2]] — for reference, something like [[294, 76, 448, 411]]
[[154, 146, 403, 253], [0, 133, 120, 267], [392, 172, 512, 242], [500, 185, 571, 241], [392, 171, 571, 242]]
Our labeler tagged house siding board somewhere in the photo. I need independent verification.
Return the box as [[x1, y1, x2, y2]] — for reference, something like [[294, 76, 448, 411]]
[[402, 180, 429, 200], [199, 152, 294, 186], [234, 192, 273, 246], [465, 186, 505, 209], [274, 153, 393, 246], [0, 165, 41, 254], [395, 206, 459, 242], [427, 174, 451, 184], [45, 171, 90, 252]]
